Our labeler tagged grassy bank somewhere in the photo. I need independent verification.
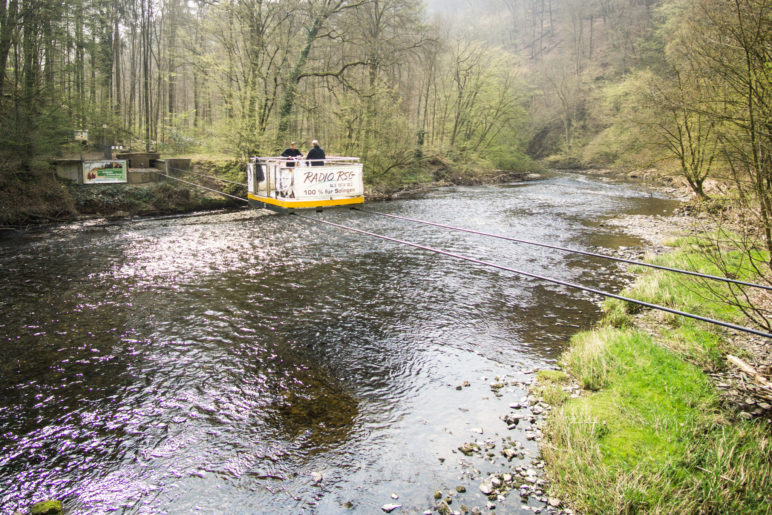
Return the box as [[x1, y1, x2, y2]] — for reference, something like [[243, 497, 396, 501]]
[[538, 236, 772, 513]]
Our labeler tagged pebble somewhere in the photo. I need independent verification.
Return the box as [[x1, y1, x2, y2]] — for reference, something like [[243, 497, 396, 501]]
[[458, 443, 480, 456], [381, 504, 401, 513], [311, 472, 323, 484], [479, 480, 494, 495]]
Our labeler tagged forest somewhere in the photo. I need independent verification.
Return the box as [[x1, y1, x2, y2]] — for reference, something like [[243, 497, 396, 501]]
[[0, 0, 769, 225]]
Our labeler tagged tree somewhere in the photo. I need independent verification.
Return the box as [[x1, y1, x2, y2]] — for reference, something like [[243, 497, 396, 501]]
[[275, 0, 364, 145], [680, 0, 772, 265], [636, 67, 718, 199]]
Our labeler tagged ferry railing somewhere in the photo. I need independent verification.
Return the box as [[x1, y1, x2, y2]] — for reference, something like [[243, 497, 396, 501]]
[[251, 157, 362, 199]]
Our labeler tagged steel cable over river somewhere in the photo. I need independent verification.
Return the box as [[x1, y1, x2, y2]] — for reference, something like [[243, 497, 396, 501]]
[[292, 212, 772, 339], [351, 207, 772, 292], [155, 170, 771, 338]]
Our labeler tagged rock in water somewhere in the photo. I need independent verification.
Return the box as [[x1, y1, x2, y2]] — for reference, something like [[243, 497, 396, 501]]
[[502, 448, 517, 460], [479, 480, 495, 495], [381, 503, 402, 513], [30, 501, 63, 515], [311, 472, 323, 484], [458, 442, 480, 456]]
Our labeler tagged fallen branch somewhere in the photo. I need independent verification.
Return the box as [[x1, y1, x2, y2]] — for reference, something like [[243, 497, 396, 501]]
[[727, 355, 772, 392]]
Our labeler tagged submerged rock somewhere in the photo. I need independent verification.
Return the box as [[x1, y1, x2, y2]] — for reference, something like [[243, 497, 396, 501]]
[[458, 442, 480, 456], [30, 501, 63, 515]]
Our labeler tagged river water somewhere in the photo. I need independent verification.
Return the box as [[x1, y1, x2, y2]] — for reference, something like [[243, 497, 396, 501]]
[[0, 172, 679, 513]]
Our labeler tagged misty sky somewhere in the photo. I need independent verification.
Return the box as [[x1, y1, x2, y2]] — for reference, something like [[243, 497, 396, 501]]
[[424, 0, 494, 13]]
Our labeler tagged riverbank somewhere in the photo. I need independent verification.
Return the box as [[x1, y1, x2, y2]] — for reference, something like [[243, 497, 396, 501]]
[[0, 155, 543, 227], [536, 200, 772, 513]]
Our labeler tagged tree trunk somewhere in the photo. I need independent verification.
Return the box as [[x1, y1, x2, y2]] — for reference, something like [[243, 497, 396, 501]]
[[142, 0, 151, 151], [276, 15, 323, 144], [0, 0, 19, 96]]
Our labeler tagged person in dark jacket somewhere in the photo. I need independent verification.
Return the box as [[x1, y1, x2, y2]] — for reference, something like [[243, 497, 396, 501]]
[[281, 141, 303, 167], [306, 140, 325, 166]]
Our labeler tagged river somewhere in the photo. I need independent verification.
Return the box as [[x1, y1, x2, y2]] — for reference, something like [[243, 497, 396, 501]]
[[0, 171, 680, 513]]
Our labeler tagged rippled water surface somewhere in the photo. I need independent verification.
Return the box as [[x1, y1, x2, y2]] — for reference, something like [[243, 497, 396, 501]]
[[0, 172, 679, 513]]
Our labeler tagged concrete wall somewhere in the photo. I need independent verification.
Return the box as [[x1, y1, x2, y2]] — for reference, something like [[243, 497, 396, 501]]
[[127, 170, 161, 184], [53, 160, 82, 183], [115, 152, 161, 169]]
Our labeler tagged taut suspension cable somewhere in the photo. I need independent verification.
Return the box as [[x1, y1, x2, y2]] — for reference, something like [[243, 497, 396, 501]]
[[352, 207, 772, 292], [294, 212, 772, 339]]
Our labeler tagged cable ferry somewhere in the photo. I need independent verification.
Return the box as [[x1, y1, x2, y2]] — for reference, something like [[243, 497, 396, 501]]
[[247, 156, 364, 213]]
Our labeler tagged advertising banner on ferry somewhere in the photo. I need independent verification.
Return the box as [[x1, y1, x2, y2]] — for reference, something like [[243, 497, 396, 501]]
[[290, 164, 364, 201], [83, 160, 128, 184]]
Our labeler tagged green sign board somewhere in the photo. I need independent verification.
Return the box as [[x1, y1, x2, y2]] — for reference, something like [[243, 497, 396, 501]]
[[83, 160, 127, 184]]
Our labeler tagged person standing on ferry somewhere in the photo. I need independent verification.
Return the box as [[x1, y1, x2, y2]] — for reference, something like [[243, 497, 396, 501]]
[[281, 141, 303, 167], [306, 140, 325, 166]]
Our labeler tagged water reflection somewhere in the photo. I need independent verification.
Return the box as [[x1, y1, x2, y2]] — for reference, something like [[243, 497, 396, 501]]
[[0, 173, 679, 513]]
